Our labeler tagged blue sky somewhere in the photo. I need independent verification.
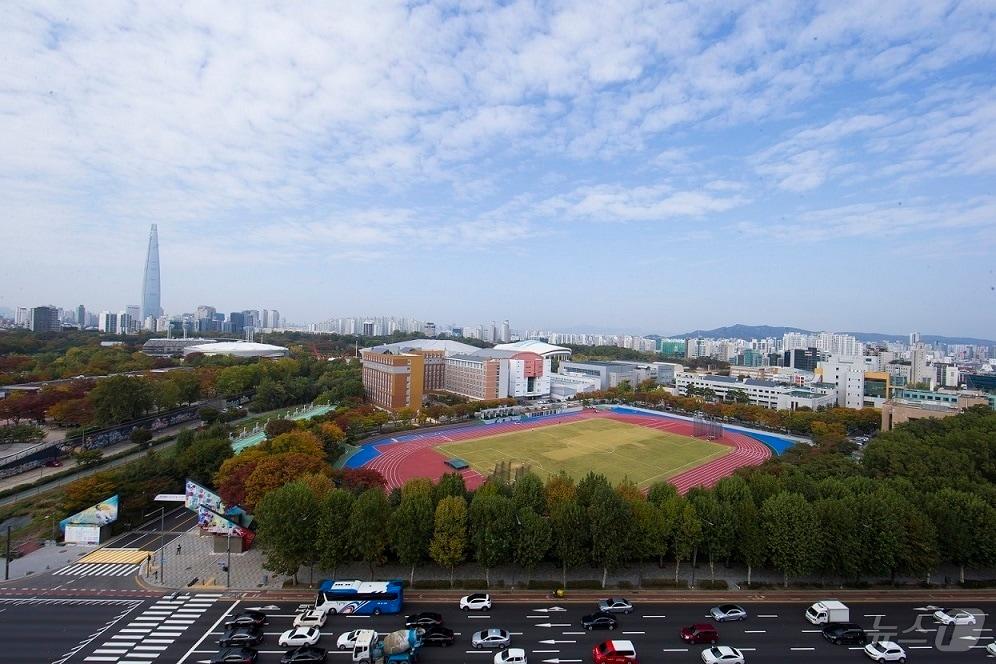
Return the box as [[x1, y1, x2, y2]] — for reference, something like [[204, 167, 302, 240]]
[[1, 1, 994, 337]]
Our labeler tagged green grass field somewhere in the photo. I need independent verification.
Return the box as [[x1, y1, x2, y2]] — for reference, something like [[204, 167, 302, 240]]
[[437, 418, 730, 488]]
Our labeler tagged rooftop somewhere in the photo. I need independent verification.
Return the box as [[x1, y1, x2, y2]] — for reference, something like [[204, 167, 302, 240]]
[[364, 338, 480, 356], [494, 339, 571, 357]]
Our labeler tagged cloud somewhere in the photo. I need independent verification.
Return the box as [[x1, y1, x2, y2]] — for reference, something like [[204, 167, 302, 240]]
[[540, 184, 747, 222]]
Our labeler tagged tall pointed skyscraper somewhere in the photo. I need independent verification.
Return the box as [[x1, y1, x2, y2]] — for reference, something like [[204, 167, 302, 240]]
[[141, 224, 162, 322]]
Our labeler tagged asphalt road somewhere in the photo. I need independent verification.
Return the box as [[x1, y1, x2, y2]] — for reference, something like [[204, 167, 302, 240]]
[[74, 597, 992, 664], [108, 505, 198, 550]]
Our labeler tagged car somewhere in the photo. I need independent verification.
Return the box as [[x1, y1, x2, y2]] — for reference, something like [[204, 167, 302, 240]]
[[226, 610, 268, 628], [422, 626, 456, 647], [219, 626, 263, 647], [582, 612, 619, 631], [932, 608, 977, 625], [863, 640, 907, 662], [592, 640, 637, 664], [709, 605, 747, 622], [337, 630, 375, 650], [294, 610, 328, 629], [210, 647, 258, 664], [495, 648, 527, 664], [280, 646, 328, 664], [406, 612, 444, 628], [681, 624, 719, 645], [701, 646, 744, 664], [44, 458, 63, 467], [597, 598, 634, 614], [279, 627, 321, 648], [472, 628, 511, 649], [822, 623, 867, 645], [461, 593, 493, 611], [987, 642, 996, 656]]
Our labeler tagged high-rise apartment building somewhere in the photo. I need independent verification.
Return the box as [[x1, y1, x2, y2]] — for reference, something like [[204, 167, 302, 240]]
[[29, 306, 61, 333], [423, 322, 436, 337], [98, 311, 118, 334], [15, 307, 29, 328], [501, 320, 511, 343], [270, 310, 280, 329], [229, 312, 245, 335], [362, 321, 375, 336], [76, 305, 86, 328], [118, 311, 134, 334], [141, 224, 162, 322]]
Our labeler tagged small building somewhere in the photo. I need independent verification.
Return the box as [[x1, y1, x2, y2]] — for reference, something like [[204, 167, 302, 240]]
[[881, 392, 991, 431]]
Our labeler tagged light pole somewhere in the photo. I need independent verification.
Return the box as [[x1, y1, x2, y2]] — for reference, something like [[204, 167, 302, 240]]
[[144, 506, 166, 584], [226, 529, 232, 588]]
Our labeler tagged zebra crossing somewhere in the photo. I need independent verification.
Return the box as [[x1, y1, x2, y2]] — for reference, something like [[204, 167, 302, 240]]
[[53, 562, 142, 577], [80, 592, 222, 663]]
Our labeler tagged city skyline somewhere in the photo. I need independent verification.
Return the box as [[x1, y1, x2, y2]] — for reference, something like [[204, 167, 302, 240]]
[[2, 3, 995, 337]]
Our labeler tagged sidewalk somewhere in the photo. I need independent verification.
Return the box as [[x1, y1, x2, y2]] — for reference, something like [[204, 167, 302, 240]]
[[0, 540, 97, 582], [141, 530, 286, 592]]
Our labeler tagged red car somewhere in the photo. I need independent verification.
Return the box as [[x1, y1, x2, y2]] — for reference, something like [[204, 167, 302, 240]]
[[592, 640, 637, 664], [680, 624, 719, 645]]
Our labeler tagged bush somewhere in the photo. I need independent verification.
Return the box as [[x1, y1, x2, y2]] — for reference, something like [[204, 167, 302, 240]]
[[527, 580, 560, 590], [410, 579, 455, 589], [197, 407, 220, 424], [643, 578, 689, 589], [616, 580, 634, 589], [459, 579, 488, 589], [697, 580, 729, 590], [130, 428, 153, 449], [265, 419, 296, 439]]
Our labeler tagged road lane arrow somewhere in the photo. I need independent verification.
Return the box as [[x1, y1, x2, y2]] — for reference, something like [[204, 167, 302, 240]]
[[542, 659, 582, 663], [535, 623, 571, 628], [539, 640, 577, 644]]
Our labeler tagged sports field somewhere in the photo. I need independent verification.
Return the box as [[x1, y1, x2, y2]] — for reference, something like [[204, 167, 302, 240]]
[[436, 417, 730, 488]]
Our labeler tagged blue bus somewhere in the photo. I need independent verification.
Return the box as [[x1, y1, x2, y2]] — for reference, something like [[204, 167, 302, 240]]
[[315, 579, 404, 615]]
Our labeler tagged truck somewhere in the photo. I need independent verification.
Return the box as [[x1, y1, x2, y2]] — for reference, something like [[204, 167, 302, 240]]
[[353, 628, 423, 664], [805, 600, 849, 625]]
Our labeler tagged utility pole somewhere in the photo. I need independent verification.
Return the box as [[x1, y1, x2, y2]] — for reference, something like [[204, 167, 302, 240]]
[[4, 525, 11, 581], [226, 530, 232, 588], [160, 506, 165, 584]]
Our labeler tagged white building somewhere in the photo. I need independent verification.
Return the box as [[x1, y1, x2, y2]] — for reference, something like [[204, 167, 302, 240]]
[[98, 311, 118, 334], [817, 356, 866, 409], [549, 372, 602, 401], [675, 372, 835, 411]]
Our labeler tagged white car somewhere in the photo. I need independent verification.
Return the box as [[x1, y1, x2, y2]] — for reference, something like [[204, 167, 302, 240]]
[[933, 608, 977, 625], [461, 593, 493, 611], [495, 648, 527, 664], [294, 609, 328, 628], [279, 626, 321, 647], [337, 630, 374, 650], [863, 640, 907, 663], [701, 646, 745, 664], [986, 642, 996, 656]]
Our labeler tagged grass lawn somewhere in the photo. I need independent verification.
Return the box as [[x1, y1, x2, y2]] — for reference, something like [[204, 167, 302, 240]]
[[436, 418, 730, 488]]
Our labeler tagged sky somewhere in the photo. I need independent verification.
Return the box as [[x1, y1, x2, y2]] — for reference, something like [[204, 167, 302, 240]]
[[1, 1, 995, 338]]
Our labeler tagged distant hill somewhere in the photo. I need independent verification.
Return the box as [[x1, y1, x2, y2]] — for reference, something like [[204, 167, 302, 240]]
[[671, 323, 994, 346]]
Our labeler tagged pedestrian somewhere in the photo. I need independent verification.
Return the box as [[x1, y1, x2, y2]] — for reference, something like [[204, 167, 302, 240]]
[[176, 543, 182, 556]]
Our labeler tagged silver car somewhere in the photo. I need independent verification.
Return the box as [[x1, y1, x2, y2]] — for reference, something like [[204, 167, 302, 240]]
[[472, 628, 511, 649], [597, 598, 634, 614], [709, 604, 747, 622]]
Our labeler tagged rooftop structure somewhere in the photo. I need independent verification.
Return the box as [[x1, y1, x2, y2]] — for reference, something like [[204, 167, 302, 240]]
[[182, 341, 289, 358], [494, 339, 571, 360]]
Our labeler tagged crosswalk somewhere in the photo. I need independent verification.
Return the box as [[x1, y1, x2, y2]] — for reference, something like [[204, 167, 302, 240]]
[[53, 563, 142, 577]]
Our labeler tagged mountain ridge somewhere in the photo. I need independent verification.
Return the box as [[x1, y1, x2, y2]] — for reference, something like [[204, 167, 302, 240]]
[[665, 323, 995, 347]]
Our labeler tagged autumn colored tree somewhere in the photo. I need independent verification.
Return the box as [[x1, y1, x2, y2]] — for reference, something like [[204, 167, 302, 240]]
[[263, 430, 324, 457], [62, 473, 117, 515], [243, 452, 331, 509], [265, 419, 297, 439], [329, 467, 387, 493], [47, 398, 94, 426]]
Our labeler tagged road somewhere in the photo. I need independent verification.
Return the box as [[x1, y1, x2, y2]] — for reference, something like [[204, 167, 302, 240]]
[[3, 595, 989, 664]]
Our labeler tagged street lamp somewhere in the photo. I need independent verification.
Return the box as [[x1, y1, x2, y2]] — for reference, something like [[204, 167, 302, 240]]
[[144, 506, 166, 584]]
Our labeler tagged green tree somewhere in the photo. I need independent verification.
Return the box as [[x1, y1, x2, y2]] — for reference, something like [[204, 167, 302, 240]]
[[587, 485, 633, 588], [734, 498, 766, 587], [692, 494, 735, 583], [175, 437, 233, 487], [629, 498, 670, 570], [469, 493, 517, 587], [512, 472, 546, 514], [550, 500, 588, 589], [433, 472, 467, 505], [316, 489, 355, 577], [762, 492, 819, 587], [926, 488, 996, 583], [88, 375, 154, 425], [153, 380, 182, 412], [389, 481, 435, 586], [72, 448, 104, 467], [129, 427, 153, 449], [669, 499, 702, 585], [514, 508, 551, 583], [254, 481, 320, 583], [429, 495, 468, 587], [348, 488, 392, 578]]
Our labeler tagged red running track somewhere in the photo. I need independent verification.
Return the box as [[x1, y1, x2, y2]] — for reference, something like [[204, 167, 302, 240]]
[[364, 411, 771, 493]]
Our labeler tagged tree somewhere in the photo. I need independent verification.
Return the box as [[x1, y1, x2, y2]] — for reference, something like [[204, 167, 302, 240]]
[[512, 472, 546, 513], [244, 453, 330, 509], [762, 492, 819, 587], [926, 488, 996, 583], [47, 398, 94, 426], [88, 375, 154, 425], [587, 485, 633, 588], [264, 430, 324, 457], [469, 493, 517, 587], [62, 473, 117, 514], [0, 423, 45, 446], [329, 468, 387, 493], [214, 449, 267, 506], [515, 508, 551, 582], [316, 489, 355, 577], [734, 498, 766, 586], [265, 419, 297, 439], [130, 427, 153, 449], [175, 437, 233, 487], [429, 495, 468, 587], [153, 380, 182, 412], [348, 488, 391, 578], [197, 406, 220, 424], [73, 448, 104, 467], [433, 472, 467, 505], [691, 494, 735, 583], [389, 481, 435, 585], [254, 481, 320, 583], [550, 500, 589, 589], [544, 472, 576, 512], [670, 499, 702, 585], [629, 498, 670, 571]]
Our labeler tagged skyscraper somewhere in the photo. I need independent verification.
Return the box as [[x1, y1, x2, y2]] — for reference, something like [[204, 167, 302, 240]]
[[76, 305, 86, 328], [141, 224, 162, 322]]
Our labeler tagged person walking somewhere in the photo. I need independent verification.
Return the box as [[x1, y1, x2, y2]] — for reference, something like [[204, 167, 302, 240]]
[[176, 543, 182, 556]]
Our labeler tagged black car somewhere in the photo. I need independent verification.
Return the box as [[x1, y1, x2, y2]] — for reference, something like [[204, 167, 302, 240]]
[[280, 646, 328, 663], [226, 610, 268, 628], [219, 625, 264, 647], [581, 612, 619, 631], [406, 612, 444, 628], [822, 623, 867, 645], [210, 647, 258, 664], [422, 626, 456, 647]]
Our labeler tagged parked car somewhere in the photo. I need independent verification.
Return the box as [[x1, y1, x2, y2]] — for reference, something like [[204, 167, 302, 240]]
[[582, 612, 618, 631], [294, 610, 328, 629], [406, 612, 444, 628], [592, 640, 637, 664], [472, 629, 511, 649], [495, 648, 527, 664], [337, 630, 373, 650], [422, 626, 455, 647], [597, 598, 634, 614], [680, 624, 719, 645], [461, 593, 492, 611], [279, 627, 321, 648], [986, 643, 996, 656], [219, 626, 263, 647], [822, 623, 867, 645], [701, 646, 744, 664], [280, 646, 328, 664], [226, 611, 268, 628], [709, 605, 747, 622], [210, 647, 258, 664], [863, 640, 907, 662], [932, 608, 976, 625]]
